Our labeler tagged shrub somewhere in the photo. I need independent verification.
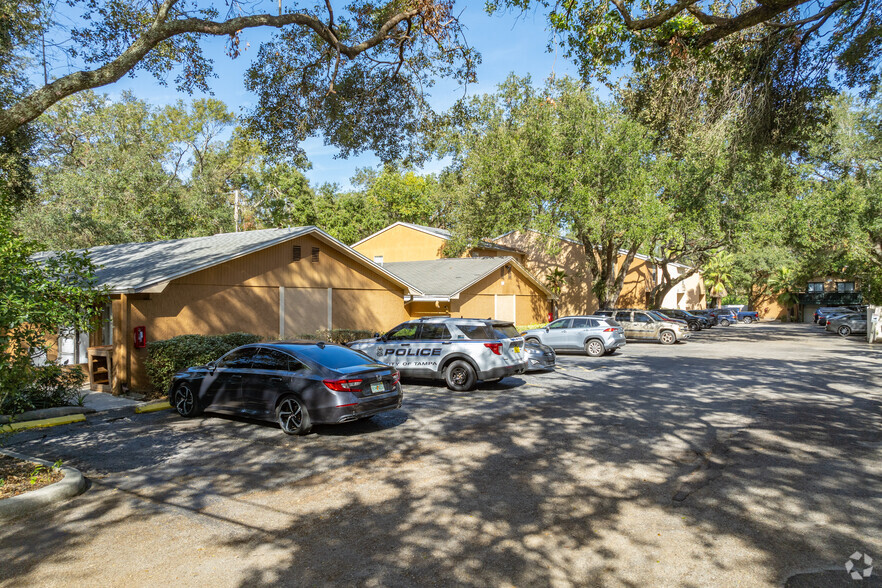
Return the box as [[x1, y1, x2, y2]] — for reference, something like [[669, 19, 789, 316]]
[[145, 332, 261, 397], [301, 329, 375, 345], [517, 323, 546, 333], [0, 364, 86, 416]]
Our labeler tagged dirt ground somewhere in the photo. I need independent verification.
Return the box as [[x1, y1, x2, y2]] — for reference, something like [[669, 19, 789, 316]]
[[0, 455, 63, 499]]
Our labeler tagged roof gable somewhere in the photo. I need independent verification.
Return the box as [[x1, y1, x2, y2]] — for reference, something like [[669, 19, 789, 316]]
[[383, 256, 553, 300], [36, 227, 420, 294]]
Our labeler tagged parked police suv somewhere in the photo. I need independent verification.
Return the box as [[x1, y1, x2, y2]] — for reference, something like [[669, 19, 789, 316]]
[[349, 317, 527, 391]]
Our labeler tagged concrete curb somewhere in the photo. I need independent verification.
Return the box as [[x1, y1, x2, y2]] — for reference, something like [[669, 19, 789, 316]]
[[134, 400, 172, 414], [0, 413, 87, 433], [0, 406, 96, 424], [0, 449, 86, 521]]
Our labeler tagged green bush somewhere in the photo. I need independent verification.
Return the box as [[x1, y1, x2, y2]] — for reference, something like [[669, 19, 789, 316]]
[[145, 332, 261, 397], [301, 329, 376, 345], [0, 364, 86, 416]]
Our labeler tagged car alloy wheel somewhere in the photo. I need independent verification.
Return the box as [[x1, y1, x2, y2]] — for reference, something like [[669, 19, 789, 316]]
[[585, 339, 605, 357], [720, 319, 730, 327], [445, 360, 476, 391], [276, 396, 311, 435], [173, 384, 201, 417], [743, 317, 753, 324], [838, 325, 852, 337], [659, 330, 676, 345]]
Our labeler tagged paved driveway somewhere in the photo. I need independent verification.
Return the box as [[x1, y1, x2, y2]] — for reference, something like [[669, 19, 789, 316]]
[[2, 323, 882, 587]]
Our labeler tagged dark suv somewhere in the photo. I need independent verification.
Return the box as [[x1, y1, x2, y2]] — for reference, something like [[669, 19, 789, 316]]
[[658, 309, 705, 331]]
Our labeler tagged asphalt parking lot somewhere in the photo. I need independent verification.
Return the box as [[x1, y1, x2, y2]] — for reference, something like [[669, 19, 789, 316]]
[[2, 322, 882, 587]]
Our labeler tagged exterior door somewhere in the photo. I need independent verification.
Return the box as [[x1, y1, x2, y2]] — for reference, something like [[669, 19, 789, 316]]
[[495, 295, 516, 323], [284, 287, 329, 338]]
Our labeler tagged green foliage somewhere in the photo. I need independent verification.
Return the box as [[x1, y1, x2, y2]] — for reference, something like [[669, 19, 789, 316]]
[[0, 219, 106, 415], [442, 75, 663, 308], [144, 333, 262, 397], [307, 329, 376, 345], [703, 251, 735, 307], [0, 365, 86, 416], [13, 92, 265, 249]]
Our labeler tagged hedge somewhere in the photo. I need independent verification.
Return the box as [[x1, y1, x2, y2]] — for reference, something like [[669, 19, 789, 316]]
[[301, 329, 376, 345], [144, 332, 261, 397]]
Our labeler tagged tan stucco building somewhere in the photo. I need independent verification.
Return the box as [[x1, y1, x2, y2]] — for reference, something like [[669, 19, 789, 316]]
[[493, 230, 706, 315], [353, 222, 526, 264], [68, 227, 418, 392]]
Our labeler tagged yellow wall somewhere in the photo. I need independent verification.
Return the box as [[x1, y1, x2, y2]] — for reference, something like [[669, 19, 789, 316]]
[[114, 233, 410, 392], [494, 231, 598, 315], [353, 225, 447, 262]]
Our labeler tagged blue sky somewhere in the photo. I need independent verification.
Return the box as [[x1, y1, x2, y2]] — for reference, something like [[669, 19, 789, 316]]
[[106, 4, 580, 190]]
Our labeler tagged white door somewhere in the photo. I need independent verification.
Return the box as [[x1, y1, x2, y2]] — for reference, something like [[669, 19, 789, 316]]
[[495, 295, 516, 323]]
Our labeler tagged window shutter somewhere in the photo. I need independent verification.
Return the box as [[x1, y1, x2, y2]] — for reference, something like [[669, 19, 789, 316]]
[[293, 245, 301, 261], [311, 247, 320, 263]]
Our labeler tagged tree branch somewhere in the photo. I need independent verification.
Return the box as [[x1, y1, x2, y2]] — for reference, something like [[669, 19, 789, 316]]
[[0, 7, 422, 136]]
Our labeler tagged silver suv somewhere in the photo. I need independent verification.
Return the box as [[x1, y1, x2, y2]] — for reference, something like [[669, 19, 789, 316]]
[[522, 316, 626, 357], [349, 317, 527, 391], [594, 310, 689, 344]]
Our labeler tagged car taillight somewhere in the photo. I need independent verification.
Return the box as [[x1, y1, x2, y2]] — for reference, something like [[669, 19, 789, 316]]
[[484, 342, 502, 355], [392, 371, 401, 385], [323, 378, 362, 392], [603, 327, 617, 332]]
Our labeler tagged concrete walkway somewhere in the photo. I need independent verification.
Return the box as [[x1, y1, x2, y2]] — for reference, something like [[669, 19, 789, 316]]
[[78, 390, 141, 412]]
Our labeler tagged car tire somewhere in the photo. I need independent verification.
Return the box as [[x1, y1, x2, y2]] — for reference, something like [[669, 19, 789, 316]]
[[838, 325, 852, 337], [604, 349, 618, 356], [742, 317, 753, 324], [659, 330, 676, 345], [720, 318, 731, 327], [172, 383, 203, 418], [276, 395, 312, 435], [584, 339, 605, 357], [444, 360, 477, 391]]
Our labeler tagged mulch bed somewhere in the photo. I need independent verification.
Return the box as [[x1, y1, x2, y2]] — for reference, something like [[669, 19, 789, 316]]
[[0, 455, 63, 499]]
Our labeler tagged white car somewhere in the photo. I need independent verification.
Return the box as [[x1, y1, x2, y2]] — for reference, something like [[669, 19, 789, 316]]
[[349, 317, 527, 391]]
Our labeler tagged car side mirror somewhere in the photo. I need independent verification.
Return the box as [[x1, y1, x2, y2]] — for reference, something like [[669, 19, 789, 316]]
[[545, 327, 550, 332], [207, 361, 217, 372]]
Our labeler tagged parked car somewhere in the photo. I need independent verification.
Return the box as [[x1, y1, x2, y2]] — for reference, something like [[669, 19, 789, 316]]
[[657, 309, 704, 331], [524, 340, 556, 371], [169, 341, 403, 435], [820, 307, 864, 327], [594, 309, 689, 344], [349, 317, 527, 391], [735, 309, 759, 324], [815, 306, 863, 325], [689, 309, 717, 327], [826, 313, 868, 337], [708, 309, 737, 326], [522, 315, 626, 357]]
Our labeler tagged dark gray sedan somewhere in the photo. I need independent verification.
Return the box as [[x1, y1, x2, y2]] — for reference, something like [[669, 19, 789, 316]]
[[826, 313, 868, 337], [169, 341, 403, 435]]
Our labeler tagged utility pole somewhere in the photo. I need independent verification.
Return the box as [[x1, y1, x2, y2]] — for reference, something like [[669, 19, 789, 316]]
[[233, 189, 240, 232]]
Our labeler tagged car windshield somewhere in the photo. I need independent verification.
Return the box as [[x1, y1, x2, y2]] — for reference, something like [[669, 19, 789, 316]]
[[294, 345, 374, 369]]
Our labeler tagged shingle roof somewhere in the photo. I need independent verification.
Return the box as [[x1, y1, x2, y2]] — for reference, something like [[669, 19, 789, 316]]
[[383, 256, 551, 299], [34, 227, 419, 294]]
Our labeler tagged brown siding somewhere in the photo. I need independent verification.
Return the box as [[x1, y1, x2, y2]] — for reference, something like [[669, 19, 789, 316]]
[[114, 233, 409, 392], [452, 268, 550, 325], [353, 225, 447, 262]]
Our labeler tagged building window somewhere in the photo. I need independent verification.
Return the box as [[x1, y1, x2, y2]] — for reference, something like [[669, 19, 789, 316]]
[[311, 247, 320, 263], [807, 282, 824, 292], [837, 282, 855, 293], [292, 245, 301, 262]]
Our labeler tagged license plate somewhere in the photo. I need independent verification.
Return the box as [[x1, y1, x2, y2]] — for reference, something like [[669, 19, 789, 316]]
[[513, 346, 520, 353], [370, 382, 385, 394]]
